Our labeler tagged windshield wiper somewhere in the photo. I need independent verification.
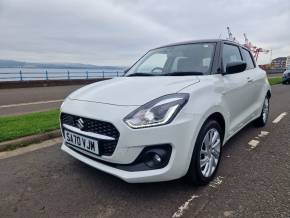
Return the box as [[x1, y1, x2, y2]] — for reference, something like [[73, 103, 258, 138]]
[[127, 73, 156, 77], [162, 72, 203, 76]]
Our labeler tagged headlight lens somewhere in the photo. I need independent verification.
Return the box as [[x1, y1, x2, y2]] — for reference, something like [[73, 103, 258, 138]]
[[124, 93, 189, 129]]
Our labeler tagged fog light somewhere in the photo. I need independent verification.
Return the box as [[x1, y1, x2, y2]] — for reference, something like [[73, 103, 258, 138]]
[[153, 154, 162, 163], [143, 148, 170, 169], [116, 144, 172, 171]]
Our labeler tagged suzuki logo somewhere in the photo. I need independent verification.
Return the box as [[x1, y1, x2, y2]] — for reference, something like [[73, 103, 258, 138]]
[[76, 118, 85, 130]]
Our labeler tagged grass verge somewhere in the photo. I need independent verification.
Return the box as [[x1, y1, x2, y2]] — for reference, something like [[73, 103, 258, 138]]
[[268, 77, 282, 85], [0, 109, 60, 143]]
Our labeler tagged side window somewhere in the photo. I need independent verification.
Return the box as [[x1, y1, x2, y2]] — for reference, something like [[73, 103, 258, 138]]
[[222, 44, 242, 72], [241, 48, 255, 69]]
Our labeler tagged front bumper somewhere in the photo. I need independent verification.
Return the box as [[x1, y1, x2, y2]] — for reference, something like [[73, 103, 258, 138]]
[[60, 98, 200, 183]]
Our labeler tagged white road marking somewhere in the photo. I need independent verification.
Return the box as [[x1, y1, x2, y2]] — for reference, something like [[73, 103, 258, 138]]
[[172, 194, 199, 218], [224, 211, 234, 217], [272, 112, 287, 124], [258, 131, 269, 138], [248, 140, 260, 150], [0, 99, 63, 109], [209, 176, 224, 188]]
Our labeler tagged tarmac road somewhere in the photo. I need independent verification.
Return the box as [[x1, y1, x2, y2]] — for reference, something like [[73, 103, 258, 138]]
[[0, 84, 289, 217], [0, 85, 83, 116]]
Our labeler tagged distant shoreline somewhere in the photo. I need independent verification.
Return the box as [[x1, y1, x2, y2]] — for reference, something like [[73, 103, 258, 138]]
[[0, 59, 126, 70]]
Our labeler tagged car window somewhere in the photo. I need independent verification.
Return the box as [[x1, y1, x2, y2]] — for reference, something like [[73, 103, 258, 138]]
[[241, 48, 255, 69], [171, 56, 212, 72], [222, 44, 242, 72], [136, 53, 167, 73], [126, 43, 216, 76]]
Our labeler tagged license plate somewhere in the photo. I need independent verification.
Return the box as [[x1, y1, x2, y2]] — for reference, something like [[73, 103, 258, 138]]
[[64, 130, 99, 155]]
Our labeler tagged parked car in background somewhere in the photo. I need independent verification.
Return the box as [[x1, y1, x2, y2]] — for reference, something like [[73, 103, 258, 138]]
[[282, 70, 290, 84], [60, 39, 271, 185]]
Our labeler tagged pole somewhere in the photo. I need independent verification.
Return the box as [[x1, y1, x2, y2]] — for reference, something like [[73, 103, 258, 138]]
[[67, 70, 70, 80], [19, 70, 23, 81], [45, 70, 48, 80]]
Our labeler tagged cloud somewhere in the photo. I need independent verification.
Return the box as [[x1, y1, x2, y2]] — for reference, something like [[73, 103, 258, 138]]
[[0, 0, 289, 65]]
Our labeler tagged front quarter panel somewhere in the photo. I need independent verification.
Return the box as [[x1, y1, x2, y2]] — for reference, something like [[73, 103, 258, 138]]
[[178, 75, 229, 165]]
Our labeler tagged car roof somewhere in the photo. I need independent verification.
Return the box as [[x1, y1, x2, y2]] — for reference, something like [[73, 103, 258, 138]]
[[154, 39, 246, 49]]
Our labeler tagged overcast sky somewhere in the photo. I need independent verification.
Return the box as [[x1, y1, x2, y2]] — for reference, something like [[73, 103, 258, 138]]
[[0, 0, 289, 66]]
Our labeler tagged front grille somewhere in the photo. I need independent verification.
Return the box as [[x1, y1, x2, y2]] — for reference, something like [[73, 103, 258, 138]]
[[61, 113, 120, 156]]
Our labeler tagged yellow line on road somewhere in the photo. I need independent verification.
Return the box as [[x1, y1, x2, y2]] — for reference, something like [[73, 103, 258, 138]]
[[0, 99, 63, 109]]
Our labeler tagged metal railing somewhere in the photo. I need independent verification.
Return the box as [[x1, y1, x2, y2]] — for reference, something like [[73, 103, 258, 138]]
[[0, 70, 124, 81]]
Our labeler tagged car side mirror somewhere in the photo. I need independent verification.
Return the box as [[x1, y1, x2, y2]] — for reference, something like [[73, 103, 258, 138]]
[[225, 61, 247, 75]]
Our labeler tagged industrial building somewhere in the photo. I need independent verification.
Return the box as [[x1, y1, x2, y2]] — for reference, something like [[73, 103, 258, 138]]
[[271, 57, 287, 69], [286, 56, 290, 69]]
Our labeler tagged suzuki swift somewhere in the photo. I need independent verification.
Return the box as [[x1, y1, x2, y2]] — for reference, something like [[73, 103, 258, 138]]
[[60, 39, 271, 185]]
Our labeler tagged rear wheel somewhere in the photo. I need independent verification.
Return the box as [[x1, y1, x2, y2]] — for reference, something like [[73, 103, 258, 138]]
[[254, 97, 269, 127], [186, 120, 223, 185]]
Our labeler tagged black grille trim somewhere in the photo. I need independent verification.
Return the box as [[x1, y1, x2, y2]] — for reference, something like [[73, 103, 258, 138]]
[[61, 113, 120, 156]]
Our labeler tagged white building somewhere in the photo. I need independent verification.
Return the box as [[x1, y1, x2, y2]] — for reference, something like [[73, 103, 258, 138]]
[[286, 56, 290, 69]]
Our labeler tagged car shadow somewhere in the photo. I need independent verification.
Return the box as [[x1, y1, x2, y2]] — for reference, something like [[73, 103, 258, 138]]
[[68, 122, 261, 204]]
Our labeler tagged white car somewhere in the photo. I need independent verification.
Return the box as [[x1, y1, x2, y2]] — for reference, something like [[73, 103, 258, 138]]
[[60, 39, 271, 185]]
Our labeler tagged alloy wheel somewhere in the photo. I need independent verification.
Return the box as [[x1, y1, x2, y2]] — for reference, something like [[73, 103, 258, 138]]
[[199, 128, 221, 178]]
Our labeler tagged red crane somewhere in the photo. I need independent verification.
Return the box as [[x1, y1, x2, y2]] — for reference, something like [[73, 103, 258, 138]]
[[226, 27, 271, 62], [243, 33, 270, 62]]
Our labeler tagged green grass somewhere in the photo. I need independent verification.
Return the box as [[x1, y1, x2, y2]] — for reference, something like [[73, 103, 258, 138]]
[[0, 109, 60, 143], [268, 77, 282, 86]]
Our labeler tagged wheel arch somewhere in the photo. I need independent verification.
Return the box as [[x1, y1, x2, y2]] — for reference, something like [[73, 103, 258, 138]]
[[266, 90, 271, 99], [203, 112, 226, 142]]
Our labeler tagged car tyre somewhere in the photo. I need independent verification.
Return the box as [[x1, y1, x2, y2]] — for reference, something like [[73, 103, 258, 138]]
[[254, 97, 269, 127], [186, 120, 223, 186]]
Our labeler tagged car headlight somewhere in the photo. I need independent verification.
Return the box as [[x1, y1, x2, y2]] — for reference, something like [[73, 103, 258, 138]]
[[124, 93, 189, 129]]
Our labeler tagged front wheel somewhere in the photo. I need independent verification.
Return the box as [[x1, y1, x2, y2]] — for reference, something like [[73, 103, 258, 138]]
[[186, 120, 223, 186], [254, 97, 269, 127]]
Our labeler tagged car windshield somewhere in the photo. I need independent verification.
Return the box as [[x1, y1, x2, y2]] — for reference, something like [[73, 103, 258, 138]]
[[125, 43, 216, 77]]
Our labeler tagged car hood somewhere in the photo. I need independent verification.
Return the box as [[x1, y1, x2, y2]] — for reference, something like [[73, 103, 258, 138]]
[[69, 77, 200, 106]]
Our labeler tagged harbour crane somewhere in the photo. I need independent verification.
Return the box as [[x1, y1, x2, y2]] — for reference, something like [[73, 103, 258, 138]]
[[226, 27, 271, 62], [243, 33, 271, 62], [226, 27, 238, 42]]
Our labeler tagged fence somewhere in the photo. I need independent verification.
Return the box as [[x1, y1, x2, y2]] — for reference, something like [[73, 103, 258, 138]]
[[0, 70, 124, 81], [265, 69, 285, 74]]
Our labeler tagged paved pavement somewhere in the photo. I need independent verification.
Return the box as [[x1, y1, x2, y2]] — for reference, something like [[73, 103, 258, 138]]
[[0, 85, 82, 116], [0, 84, 289, 217]]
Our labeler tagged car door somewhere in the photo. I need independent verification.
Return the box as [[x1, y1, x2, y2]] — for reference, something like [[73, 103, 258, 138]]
[[240, 47, 265, 117], [221, 43, 253, 135]]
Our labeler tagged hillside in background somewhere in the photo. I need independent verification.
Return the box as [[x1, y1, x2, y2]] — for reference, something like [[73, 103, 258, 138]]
[[0, 59, 126, 70]]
